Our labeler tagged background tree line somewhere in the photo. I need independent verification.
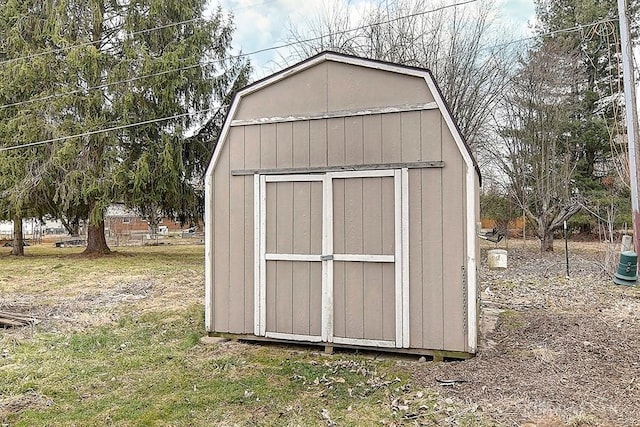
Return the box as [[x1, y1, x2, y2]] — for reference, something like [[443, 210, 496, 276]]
[[1, 0, 637, 255]]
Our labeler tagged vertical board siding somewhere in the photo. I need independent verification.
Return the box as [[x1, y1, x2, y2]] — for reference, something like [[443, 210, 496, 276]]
[[228, 128, 245, 333], [309, 262, 323, 336], [276, 122, 293, 168], [362, 178, 383, 255], [333, 260, 346, 338], [333, 179, 345, 254], [381, 177, 395, 255], [333, 176, 396, 342], [382, 263, 396, 341], [265, 181, 323, 337], [408, 169, 424, 348], [381, 113, 402, 163], [417, 108, 443, 349], [244, 125, 261, 169], [266, 261, 277, 332], [344, 261, 365, 338], [293, 182, 312, 255], [421, 110, 442, 160], [265, 183, 277, 254], [310, 183, 323, 254], [276, 260, 294, 333], [441, 116, 466, 352], [260, 123, 277, 168], [211, 63, 476, 353], [291, 262, 311, 335], [293, 121, 311, 168], [276, 182, 294, 254], [327, 117, 346, 166], [345, 117, 364, 164], [309, 120, 328, 167], [213, 141, 230, 332], [363, 115, 383, 164], [244, 174, 254, 332], [401, 111, 421, 162], [420, 168, 444, 350], [363, 262, 383, 339], [343, 178, 364, 254]]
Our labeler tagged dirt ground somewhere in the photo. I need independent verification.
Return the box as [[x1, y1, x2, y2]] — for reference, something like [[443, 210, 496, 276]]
[[410, 240, 640, 427]]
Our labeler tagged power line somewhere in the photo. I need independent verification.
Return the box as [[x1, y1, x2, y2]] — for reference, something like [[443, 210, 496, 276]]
[[0, 7, 622, 112], [0, 3, 627, 152], [0, 0, 481, 111], [0, 107, 218, 152], [0, 0, 279, 67], [488, 16, 619, 50]]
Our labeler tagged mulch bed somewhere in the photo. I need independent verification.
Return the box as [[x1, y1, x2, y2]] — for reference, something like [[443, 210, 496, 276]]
[[410, 242, 640, 426]]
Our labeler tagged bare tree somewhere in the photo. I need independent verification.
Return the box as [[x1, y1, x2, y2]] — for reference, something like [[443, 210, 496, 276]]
[[496, 41, 583, 252], [282, 0, 518, 150]]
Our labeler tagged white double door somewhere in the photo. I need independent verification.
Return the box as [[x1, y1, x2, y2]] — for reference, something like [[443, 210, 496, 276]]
[[254, 169, 409, 348]]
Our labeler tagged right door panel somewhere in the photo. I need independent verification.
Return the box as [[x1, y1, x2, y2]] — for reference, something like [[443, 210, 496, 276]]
[[331, 175, 397, 347]]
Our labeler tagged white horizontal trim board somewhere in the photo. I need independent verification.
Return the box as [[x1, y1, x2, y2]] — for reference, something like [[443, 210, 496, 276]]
[[333, 254, 394, 263], [229, 102, 438, 127], [232, 161, 444, 176], [263, 253, 393, 262], [265, 332, 323, 343], [253, 168, 409, 349], [329, 169, 395, 179], [265, 253, 322, 262], [264, 174, 325, 182]]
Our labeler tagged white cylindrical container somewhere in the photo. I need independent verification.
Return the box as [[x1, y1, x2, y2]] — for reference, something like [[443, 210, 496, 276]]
[[487, 249, 507, 269], [621, 235, 633, 253]]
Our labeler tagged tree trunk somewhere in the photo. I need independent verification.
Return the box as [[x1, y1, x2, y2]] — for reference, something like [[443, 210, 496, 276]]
[[83, 202, 110, 255], [11, 215, 24, 256], [540, 230, 554, 252]]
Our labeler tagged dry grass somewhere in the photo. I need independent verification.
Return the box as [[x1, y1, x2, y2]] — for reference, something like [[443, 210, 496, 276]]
[[4, 240, 637, 426], [1, 244, 486, 426]]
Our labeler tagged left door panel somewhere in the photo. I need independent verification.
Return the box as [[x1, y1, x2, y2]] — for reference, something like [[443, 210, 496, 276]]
[[262, 178, 324, 341]]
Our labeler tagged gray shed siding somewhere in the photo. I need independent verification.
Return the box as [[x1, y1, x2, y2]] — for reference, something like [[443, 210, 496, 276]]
[[207, 54, 478, 355]]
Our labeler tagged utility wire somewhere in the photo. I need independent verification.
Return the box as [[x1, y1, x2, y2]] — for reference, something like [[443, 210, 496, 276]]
[[0, 3, 627, 152], [0, 0, 278, 67], [0, 107, 217, 152], [0, 10, 622, 112], [0, 0, 480, 111]]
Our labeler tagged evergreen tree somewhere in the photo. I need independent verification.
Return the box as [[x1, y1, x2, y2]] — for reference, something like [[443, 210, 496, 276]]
[[0, 0, 62, 255], [1, 0, 249, 254]]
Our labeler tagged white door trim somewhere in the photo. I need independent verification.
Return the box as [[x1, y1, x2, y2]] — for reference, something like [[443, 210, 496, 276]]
[[254, 170, 409, 348]]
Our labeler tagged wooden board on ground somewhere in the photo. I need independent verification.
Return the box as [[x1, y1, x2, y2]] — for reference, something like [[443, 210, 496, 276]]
[[0, 311, 37, 328]]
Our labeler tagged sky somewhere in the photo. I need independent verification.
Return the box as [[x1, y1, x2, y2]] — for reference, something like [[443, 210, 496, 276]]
[[214, 0, 537, 79]]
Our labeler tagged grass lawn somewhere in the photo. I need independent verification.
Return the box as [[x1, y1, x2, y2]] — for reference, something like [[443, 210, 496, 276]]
[[0, 244, 481, 426]]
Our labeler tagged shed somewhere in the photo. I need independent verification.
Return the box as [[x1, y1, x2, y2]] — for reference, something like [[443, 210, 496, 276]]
[[204, 52, 481, 358]]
